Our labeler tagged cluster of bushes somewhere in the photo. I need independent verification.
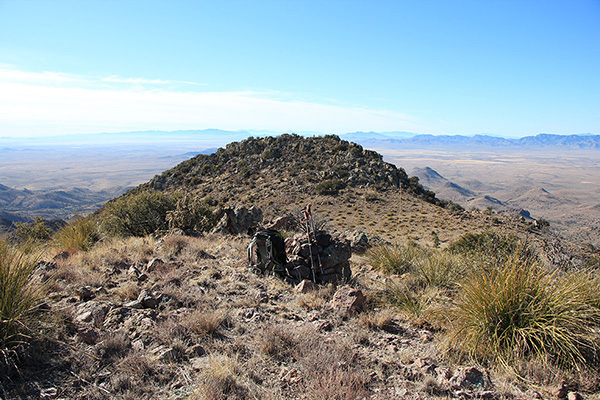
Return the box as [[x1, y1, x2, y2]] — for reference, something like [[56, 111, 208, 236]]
[[368, 231, 600, 371], [100, 190, 217, 238]]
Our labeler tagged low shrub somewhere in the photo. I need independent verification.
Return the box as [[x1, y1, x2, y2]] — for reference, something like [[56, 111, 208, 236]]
[[449, 230, 538, 268], [100, 190, 173, 237], [166, 193, 216, 232], [315, 178, 345, 195], [14, 217, 51, 243]]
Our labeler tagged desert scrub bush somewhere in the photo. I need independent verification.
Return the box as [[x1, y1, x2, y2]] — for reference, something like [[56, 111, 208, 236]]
[[0, 240, 43, 348], [166, 192, 216, 233], [100, 190, 173, 237], [53, 215, 100, 251], [315, 178, 345, 195], [449, 230, 537, 268], [366, 243, 422, 275], [14, 217, 51, 243], [446, 256, 600, 369]]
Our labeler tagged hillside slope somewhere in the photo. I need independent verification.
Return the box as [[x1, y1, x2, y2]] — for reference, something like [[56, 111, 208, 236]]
[[126, 134, 522, 247]]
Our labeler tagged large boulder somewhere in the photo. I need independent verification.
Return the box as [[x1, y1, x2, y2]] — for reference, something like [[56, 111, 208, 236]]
[[212, 205, 263, 235]]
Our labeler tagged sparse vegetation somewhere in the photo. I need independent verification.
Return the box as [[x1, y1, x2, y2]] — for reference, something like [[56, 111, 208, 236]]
[[3, 134, 599, 399]]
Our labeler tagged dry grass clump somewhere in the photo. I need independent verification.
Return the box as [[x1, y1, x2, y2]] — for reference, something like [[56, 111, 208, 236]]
[[0, 240, 43, 348], [185, 308, 230, 338], [294, 333, 369, 400], [446, 256, 600, 369], [53, 216, 100, 252], [359, 308, 395, 331], [257, 324, 302, 360], [191, 353, 248, 400]]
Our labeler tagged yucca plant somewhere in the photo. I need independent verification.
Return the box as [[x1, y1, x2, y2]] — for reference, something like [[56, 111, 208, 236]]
[[0, 240, 43, 348], [447, 255, 600, 369]]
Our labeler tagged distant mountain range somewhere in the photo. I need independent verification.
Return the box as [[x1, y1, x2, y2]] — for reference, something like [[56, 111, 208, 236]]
[[344, 133, 600, 149], [4, 129, 598, 149]]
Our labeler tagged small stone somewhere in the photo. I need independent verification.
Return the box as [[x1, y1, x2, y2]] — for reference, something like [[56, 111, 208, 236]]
[[330, 286, 366, 314], [567, 392, 583, 400], [450, 366, 486, 390], [525, 389, 543, 399], [554, 383, 569, 399], [40, 387, 58, 399], [132, 339, 145, 351], [75, 286, 95, 301], [146, 258, 164, 272], [477, 391, 499, 399], [455, 390, 473, 399], [53, 251, 71, 261], [296, 279, 318, 293], [77, 328, 100, 344], [137, 290, 159, 309], [312, 320, 333, 332], [186, 344, 205, 357]]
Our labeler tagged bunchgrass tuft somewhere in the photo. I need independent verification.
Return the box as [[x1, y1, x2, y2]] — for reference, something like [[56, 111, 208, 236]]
[[447, 255, 600, 369], [54, 216, 100, 251], [366, 243, 421, 275], [0, 240, 43, 348], [413, 250, 465, 290]]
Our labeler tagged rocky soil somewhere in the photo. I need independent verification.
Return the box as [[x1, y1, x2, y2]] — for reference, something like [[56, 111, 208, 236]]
[[1, 230, 593, 400]]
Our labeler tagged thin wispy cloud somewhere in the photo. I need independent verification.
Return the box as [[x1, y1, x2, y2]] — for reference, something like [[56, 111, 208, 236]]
[[0, 67, 423, 137]]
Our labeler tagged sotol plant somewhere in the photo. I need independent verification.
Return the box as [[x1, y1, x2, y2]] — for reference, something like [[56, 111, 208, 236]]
[[0, 240, 43, 348], [447, 256, 600, 369]]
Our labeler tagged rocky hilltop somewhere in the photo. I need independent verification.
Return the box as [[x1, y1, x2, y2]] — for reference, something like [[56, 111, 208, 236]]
[[144, 134, 444, 207]]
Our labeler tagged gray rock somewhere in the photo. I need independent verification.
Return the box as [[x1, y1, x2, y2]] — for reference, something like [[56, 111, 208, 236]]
[[146, 258, 164, 272], [73, 301, 110, 327], [330, 286, 366, 314], [450, 367, 488, 390], [75, 286, 95, 301], [211, 205, 263, 235], [137, 289, 159, 309]]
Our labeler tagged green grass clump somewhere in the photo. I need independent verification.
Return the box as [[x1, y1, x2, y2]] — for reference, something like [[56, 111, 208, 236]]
[[0, 240, 43, 348], [54, 216, 100, 251], [366, 244, 421, 275], [447, 256, 600, 369], [413, 251, 465, 290]]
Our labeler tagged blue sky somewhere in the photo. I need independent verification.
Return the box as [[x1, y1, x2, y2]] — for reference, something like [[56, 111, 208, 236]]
[[0, 0, 599, 138]]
